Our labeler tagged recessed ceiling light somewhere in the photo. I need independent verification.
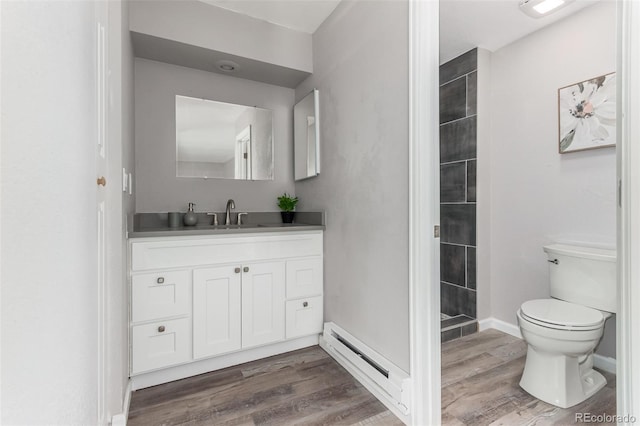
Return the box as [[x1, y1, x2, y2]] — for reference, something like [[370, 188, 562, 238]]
[[519, 0, 574, 18], [216, 60, 239, 73]]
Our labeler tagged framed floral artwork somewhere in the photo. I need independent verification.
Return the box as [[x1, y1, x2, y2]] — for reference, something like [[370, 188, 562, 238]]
[[558, 72, 616, 154]]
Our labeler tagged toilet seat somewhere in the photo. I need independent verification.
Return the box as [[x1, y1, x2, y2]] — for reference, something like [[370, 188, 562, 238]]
[[520, 299, 605, 331]]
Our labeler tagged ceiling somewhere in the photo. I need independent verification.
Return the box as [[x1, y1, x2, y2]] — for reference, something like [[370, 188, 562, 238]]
[[193, 0, 603, 73], [198, 0, 341, 34], [440, 0, 601, 64]]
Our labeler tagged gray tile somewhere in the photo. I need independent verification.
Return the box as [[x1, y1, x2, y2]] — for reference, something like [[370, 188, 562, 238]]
[[440, 77, 467, 124], [441, 314, 475, 330], [461, 322, 478, 336], [441, 282, 477, 318], [441, 243, 466, 286], [441, 328, 461, 343], [440, 163, 466, 202], [440, 48, 477, 84], [466, 160, 476, 202], [441, 204, 476, 245], [440, 116, 477, 163], [467, 71, 477, 116], [467, 246, 476, 290]]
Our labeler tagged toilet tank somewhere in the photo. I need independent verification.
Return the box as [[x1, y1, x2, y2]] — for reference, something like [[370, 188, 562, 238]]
[[544, 244, 617, 313]]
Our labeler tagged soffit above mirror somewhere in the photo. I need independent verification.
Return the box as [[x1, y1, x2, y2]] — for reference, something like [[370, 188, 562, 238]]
[[198, 0, 341, 34], [131, 32, 311, 89], [129, 0, 313, 88]]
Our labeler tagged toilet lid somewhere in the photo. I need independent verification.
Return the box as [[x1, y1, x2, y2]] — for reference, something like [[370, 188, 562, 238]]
[[520, 299, 604, 328]]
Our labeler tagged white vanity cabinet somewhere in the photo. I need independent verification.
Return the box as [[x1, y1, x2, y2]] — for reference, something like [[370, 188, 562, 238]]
[[129, 231, 323, 378], [192, 261, 286, 360]]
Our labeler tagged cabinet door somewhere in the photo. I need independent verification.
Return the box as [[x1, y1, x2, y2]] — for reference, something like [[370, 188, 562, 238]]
[[286, 258, 323, 299], [131, 317, 190, 374], [193, 266, 242, 359], [241, 262, 286, 348], [286, 295, 323, 339]]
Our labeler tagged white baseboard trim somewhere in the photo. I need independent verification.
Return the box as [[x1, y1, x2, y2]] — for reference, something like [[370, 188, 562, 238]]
[[593, 354, 617, 375], [479, 317, 616, 375], [319, 322, 411, 425], [478, 317, 522, 339], [131, 335, 319, 390], [111, 379, 132, 426]]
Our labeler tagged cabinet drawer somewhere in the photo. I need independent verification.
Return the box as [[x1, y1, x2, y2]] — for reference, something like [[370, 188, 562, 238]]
[[286, 258, 323, 299], [285, 296, 323, 339], [131, 318, 190, 374], [131, 270, 190, 322]]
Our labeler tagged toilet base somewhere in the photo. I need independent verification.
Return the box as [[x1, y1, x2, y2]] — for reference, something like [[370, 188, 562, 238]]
[[519, 346, 606, 408]]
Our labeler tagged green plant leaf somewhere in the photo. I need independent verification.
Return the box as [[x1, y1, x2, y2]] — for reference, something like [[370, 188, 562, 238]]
[[277, 193, 299, 212]]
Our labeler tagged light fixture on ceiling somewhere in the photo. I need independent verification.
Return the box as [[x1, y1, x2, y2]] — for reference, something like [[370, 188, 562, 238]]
[[519, 0, 575, 18], [216, 60, 239, 73]]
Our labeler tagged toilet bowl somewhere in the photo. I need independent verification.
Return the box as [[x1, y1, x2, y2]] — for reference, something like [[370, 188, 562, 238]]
[[518, 244, 616, 408], [517, 299, 609, 408]]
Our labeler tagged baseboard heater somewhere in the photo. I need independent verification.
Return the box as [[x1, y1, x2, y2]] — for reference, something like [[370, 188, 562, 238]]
[[319, 322, 411, 421]]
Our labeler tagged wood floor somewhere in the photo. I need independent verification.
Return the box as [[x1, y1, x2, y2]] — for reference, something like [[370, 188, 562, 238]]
[[127, 346, 403, 426], [128, 329, 616, 426], [441, 329, 616, 425]]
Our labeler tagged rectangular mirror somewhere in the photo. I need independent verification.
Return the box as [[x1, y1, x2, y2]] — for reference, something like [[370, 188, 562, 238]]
[[294, 89, 320, 180], [176, 95, 274, 180]]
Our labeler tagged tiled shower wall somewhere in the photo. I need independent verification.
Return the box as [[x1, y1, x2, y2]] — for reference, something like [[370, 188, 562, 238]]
[[440, 49, 477, 319]]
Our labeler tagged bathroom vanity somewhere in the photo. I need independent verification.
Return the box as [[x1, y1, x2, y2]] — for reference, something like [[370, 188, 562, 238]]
[[128, 224, 324, 387]]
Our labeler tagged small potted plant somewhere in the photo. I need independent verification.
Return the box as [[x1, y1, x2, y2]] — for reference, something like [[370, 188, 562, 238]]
[[277, 193, 298, 223]]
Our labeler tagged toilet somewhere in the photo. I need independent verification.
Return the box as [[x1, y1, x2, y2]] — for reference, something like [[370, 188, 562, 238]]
[[517, 243, 616, 408]]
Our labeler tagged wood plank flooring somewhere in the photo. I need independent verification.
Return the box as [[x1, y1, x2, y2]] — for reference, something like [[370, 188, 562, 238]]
[[127, 347, 404, 426], [128, 329, 616, 426], [441, 329, 616, 425]]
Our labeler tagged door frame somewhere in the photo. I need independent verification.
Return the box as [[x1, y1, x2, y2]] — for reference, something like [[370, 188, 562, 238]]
[[409, 0, 640, 423], [616, 0, 640, 421], [408, 0, 441, 424]]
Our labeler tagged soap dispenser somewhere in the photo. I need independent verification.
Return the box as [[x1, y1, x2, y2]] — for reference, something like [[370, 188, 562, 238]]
[[183, 202, 198, 226]]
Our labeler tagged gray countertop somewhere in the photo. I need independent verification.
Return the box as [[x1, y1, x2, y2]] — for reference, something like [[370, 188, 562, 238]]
[[128, 223, 325, 238], [128, 211, 325, 239]]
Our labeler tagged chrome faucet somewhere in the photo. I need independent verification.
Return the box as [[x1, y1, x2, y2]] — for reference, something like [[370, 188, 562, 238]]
[[225, 199, 235, 225]]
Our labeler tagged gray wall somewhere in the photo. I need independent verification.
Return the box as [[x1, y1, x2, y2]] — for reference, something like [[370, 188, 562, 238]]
[[294, 0, 410, 372], [487, 2, 617, 358], [134, 58, 295, 213]]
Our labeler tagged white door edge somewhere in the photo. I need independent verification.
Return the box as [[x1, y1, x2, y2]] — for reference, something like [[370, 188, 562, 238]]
[[616, 0, 640, 422], [408, 1, 441, 424]]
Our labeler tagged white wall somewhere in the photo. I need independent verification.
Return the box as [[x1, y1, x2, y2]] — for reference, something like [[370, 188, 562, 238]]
[[294, 0, 410, 371], [1, 1, 100, 423], [476, 48, 492, 320], [487, 1, 617, 357], [134, 58, 295, 212]]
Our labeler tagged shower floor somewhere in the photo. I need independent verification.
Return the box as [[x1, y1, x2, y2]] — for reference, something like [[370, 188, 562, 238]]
[[440, 313, 477, 343]]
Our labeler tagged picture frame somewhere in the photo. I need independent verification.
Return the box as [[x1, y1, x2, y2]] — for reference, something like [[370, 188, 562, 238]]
[[558, 72, 616, 154]]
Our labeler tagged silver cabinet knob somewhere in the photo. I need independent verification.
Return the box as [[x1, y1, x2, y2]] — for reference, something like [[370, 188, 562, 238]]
[[158, 325, 165, 333], [303, 301, 308, 307], [243, 266, 249, 273], [157, 277, 165, 284], [234, 267, 241, 274]]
